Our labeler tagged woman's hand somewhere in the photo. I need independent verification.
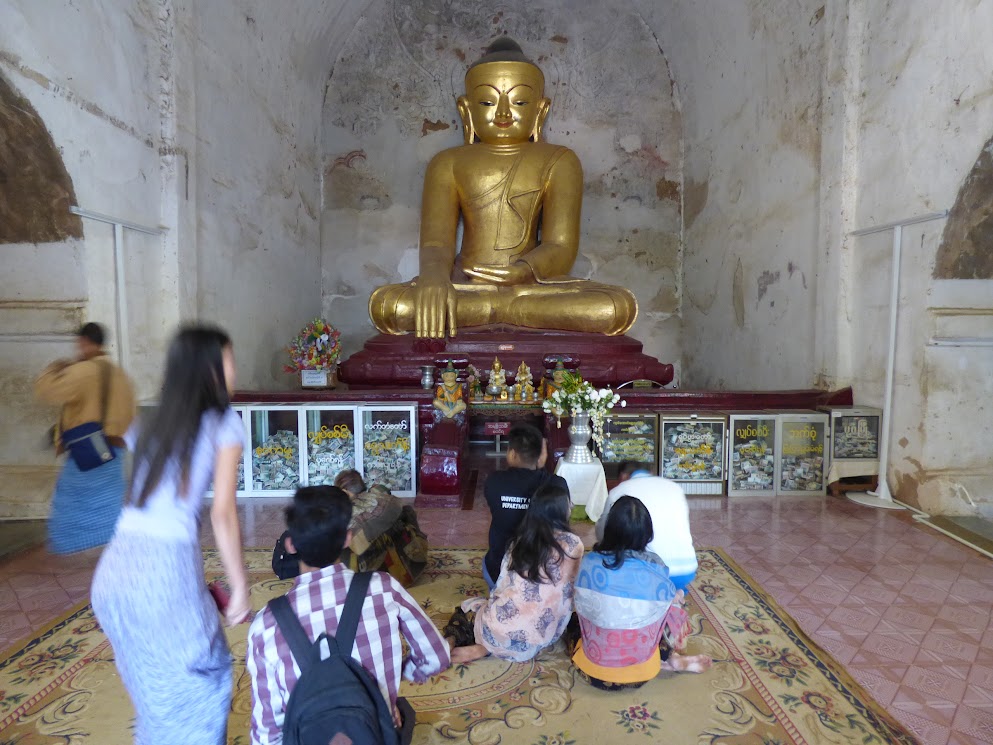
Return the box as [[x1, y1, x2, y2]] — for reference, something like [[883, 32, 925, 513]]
[[212, 443, 250, 626], [225, 584, 252, 626]]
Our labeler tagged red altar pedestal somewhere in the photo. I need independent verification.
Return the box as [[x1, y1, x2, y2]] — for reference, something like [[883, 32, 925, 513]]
[[338, 328, 674, 388], [417, 418, 466, 507]]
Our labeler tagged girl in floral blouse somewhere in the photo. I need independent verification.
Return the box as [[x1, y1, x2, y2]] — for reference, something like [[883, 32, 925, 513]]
[[446, 482, 582, 664]]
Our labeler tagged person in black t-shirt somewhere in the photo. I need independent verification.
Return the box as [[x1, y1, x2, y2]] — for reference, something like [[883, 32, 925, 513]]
[[482, 423, 569, 588]]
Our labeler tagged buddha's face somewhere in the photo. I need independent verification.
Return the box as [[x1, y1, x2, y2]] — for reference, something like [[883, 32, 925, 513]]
[[442, 370, 457, 385], [459, 62, 550, 145]]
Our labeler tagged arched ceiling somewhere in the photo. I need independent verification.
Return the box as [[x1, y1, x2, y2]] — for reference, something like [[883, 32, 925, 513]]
[[220, 0, 692, 92]]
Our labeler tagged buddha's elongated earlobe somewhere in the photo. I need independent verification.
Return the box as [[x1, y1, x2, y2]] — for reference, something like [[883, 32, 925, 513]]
[[457, 96, 475, 144], [532, 98, 551, 142]]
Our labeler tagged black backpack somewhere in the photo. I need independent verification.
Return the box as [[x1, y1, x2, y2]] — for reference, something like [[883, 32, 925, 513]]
[[268, 572, 399, 745], [271, 530, 300, 580]]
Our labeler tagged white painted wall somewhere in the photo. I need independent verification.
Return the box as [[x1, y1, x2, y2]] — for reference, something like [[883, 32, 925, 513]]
[[1, 0, 169, 384], [0, 0, 170, 515], [0, 0, 330, 514], [190, 1, 324, 389], [840, 0, 993, 513], [648, 0, 993, 511], [650, 0, 826, 390]]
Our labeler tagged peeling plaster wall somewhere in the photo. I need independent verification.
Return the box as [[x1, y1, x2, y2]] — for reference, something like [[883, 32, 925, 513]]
[[840, 0, 993, 514], [0, 0, 171, 516], [658, 0, 825, 390], [191, 1, 323, 389], [0, 0, 331, 517], [320, 0, 683, 372]]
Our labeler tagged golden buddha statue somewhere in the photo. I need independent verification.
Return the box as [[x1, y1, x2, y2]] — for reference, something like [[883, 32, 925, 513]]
[[485, 356, 508, 400], [515, 361, 535, 401], [369, 37, 637, 339]]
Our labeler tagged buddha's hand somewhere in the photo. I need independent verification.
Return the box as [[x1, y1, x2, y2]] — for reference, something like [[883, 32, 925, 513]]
[[413, 275, 458, 338], [463, 260, 534, 285]]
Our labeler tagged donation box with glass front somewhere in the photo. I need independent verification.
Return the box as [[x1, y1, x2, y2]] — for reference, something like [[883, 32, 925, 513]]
[[360, 406, 417, 497], [217, 402, 417, 498], [659, 413, 727, 495], [817, 406, 882, 469], [601, 412, 659, 479], [772, 410, 829, 496], [726, 412, 778, 497]]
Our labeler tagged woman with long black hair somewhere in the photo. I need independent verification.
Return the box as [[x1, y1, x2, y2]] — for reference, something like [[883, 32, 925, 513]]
[[91, 325, 249, 745], [445, 481, 582, 664], [571, 496, 711, 690]]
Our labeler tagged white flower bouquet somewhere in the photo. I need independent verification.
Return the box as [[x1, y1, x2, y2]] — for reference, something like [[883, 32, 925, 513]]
[[542, 371, 626, 451]]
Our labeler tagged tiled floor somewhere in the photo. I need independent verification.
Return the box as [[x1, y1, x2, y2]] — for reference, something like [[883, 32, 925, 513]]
[[2, 463, 992, 744], [0, 520, 46, 562]]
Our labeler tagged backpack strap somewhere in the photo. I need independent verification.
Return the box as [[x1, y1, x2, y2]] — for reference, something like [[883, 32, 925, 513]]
[[330, 571, 372, 655], [269, 595, 318, 671], [268, 572, 373, 666]]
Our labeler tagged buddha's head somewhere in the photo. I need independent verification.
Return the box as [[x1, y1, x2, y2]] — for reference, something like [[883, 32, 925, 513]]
[[458, 37, 551, 146], [492, 356, 502, 371]]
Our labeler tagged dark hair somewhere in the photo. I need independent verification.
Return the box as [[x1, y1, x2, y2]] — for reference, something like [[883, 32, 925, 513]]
[[78, 322, 105, 346], [508, 481, 572, 583], [334, 468, 366, 495], [617, 461, 642, 480], [508, 423, 543, 466], [286, 485, 353, 568], [129, 325, 232, 507], [594, 496, 654, 570]]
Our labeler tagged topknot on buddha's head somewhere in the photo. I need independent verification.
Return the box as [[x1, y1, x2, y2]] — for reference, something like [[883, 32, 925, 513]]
[[468, 36, 535, 69]]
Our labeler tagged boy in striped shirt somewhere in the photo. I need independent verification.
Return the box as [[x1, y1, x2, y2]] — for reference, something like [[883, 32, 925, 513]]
[[247, 485, 450, 744]]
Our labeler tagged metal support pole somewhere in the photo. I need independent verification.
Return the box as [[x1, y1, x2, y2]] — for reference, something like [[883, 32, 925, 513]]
[[70, 206, 164, 370], [112, 222, 130, 368], [846, 211, 948, 510]]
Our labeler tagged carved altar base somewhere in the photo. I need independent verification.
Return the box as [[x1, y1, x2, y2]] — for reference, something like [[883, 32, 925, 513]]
[[338, 328, 674, 388]]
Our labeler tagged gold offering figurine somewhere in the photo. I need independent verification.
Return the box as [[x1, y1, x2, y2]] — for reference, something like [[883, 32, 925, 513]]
[[484, 357, 509, 401], [369, 37, 637, 339], [515, 361, 535, 401], [432, 360, 467, 419]]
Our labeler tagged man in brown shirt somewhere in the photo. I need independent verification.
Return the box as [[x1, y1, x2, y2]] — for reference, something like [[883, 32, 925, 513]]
[[35, 323, 136, 553]]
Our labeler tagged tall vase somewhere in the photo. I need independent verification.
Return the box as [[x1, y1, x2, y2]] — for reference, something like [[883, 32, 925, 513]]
[[565, 412, 595, 464]]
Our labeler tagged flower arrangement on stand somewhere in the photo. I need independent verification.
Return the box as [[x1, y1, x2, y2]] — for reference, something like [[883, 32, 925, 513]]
[[465, 363, 483, 399], [541, 370, 625, 453], [284, 319, 341, 388]]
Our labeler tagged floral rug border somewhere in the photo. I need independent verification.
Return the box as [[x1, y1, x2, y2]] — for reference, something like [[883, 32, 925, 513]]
[[699, 547, 919, 745]]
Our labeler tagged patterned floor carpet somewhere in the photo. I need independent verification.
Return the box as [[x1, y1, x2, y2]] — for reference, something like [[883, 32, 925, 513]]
[[0, 547, 919, 744]]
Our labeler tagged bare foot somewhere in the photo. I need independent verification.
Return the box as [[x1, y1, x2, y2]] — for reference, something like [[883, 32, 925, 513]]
[[661, 652, 712, 673], [451, 644, 488, 664]]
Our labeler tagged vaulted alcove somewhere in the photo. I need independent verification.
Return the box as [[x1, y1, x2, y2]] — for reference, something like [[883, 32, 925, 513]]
[[0, 73, 81, 244], [935, 135, 993, 280]]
